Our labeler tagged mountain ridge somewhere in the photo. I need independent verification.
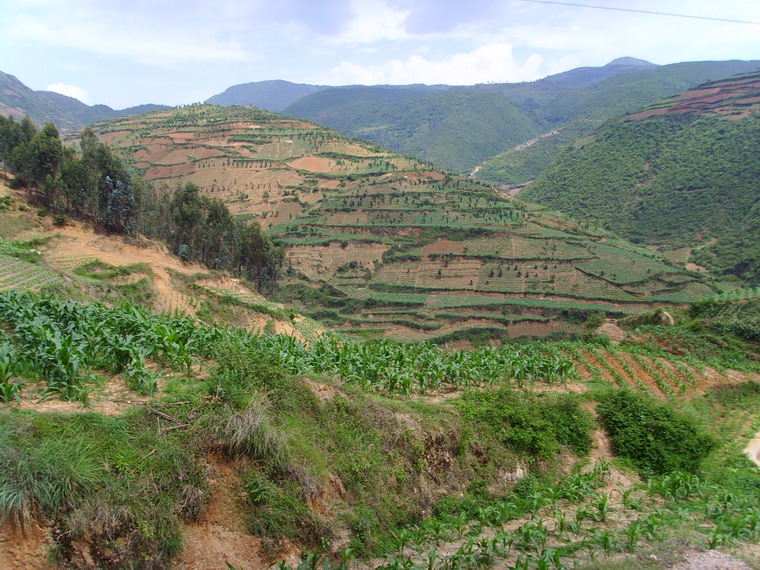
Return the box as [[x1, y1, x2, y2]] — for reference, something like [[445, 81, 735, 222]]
[[475, 59, 760, 185], [0, 70, 171, 131]]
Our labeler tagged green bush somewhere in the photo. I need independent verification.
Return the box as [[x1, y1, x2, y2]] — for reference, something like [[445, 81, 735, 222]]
[[455, 388, 593, 459], [597, 389, 716, 476]]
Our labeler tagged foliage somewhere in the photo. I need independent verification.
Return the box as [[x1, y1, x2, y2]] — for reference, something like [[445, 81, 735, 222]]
[[522, 109, 760, 284], [455, 387, 593, 458], [689, 297, 760, 341], [597, 390, 716, 476], [478, 60, 760, 185], [140, 182, 284, 292]]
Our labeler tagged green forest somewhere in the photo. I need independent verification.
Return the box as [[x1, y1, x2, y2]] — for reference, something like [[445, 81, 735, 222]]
[[522, 113, 760, 284]]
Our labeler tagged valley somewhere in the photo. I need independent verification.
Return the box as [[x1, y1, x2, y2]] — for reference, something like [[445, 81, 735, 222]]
[[0, 58, 759, 570]]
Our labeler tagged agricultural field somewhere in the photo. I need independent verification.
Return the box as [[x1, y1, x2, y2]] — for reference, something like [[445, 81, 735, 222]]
[[0, 253, 62, 291], [271, 173, 716, 339], [0, 291, 758, 568], [81, 105, 718, 341]]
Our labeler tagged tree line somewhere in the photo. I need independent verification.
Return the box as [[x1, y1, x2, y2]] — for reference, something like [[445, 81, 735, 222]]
[[0, 115, 284, 292]]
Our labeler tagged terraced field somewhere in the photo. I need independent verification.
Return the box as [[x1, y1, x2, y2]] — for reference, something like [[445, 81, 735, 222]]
[[0, 254, 63, 291], [561, 337, 760, 402], [86, 105, 718, 341], [628, 70, 760, 120]]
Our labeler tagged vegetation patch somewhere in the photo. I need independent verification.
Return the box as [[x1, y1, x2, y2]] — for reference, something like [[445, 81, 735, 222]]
[[597, 389, 716, 476]]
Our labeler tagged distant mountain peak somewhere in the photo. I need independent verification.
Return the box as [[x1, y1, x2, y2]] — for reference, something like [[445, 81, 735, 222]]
[[606, 57, 656, 67]]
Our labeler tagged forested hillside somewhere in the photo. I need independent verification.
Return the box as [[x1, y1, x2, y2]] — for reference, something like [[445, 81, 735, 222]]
[[290, 88, 544, 174], [522, 72, 760, 285], [475, 60, 760, 185], [0, 71, 170, 132], [283, 60, 653, 174]]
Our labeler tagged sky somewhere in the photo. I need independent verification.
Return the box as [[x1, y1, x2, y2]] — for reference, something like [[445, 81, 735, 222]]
[[1, 0, 759, 109]]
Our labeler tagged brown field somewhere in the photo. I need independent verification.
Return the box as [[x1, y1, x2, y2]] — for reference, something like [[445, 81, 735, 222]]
[[287, 242, 390, 279]]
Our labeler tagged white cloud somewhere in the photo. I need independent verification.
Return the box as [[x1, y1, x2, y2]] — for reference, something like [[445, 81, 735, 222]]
[[319, 43, 544, 85], [8, 10, 253, 68], [329, 0, 409, 44], [46, 82, 91, 104]]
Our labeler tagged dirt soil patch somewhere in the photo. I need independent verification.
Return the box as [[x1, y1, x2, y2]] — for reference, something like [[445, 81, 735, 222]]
[[31, 222, 206, 316], [16, 374, 159, 415], [745, 431, 760, 469], [174, 454, 270, 570], [0, 520, 51, 570], [595, 320, 627, 343], [669, 547, 754, 569]]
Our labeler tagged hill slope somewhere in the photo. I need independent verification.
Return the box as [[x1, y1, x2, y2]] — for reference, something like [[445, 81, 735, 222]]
[[283, 59, 659, 174], [0, 71, 80, 130], [86, 104, 719, 340], [0, 177, 321, 338], [475, 60, 760, 185], [289, 87, 545, 174], [521, 71, 760, 285], [281, 59, 760, 180]]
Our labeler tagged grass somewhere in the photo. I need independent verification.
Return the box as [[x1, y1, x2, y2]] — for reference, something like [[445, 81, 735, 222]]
[[0, 410, 205, 565]]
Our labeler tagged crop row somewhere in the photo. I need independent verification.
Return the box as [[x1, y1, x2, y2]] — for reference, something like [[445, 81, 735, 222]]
[[0, 292, 576, 398], [0, 256, 63, 292]]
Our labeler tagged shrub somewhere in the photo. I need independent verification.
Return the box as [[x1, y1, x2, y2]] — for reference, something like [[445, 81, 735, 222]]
[[455, 388, 593, 459], [597, 389, 716, 476]]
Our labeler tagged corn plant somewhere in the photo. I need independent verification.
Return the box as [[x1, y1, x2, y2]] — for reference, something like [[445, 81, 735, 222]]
[[623, 521, 642, 552], [0, 343, 22, 403], [592, 529, 617, 554], [593, 493, 610, 522]]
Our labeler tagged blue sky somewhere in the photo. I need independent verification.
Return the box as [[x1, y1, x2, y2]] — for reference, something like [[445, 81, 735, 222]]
[[1, 0, 759, 109]]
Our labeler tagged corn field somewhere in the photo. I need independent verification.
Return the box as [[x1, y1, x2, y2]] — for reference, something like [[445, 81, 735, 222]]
[[0, 291, 576, 400], [0, 291, 221, 400]]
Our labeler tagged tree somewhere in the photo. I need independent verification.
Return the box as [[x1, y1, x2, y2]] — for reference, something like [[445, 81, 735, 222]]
[[12, 122, 63, 205]]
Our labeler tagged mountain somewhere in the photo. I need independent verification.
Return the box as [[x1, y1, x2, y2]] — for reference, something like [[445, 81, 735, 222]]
[[521, 71, 760, 285], [280, 60, 660, 173], [283, 59, 759, 178], [0, 71, 170, 131], [289, 87, 544, 174], [85, 104, 717, 341], [40, 90, 169, 126], [536, 56, 657, 88], [0, 71, 80, 130], [474, 60, 760, 185], [206, 79, 328, 111]]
